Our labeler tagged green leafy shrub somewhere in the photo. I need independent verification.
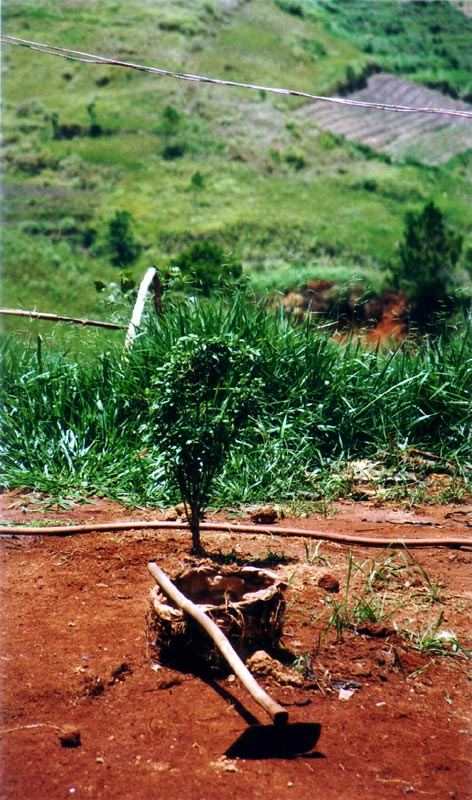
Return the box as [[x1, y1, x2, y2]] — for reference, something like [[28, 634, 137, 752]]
[[106, 210, 142, 267], [189, 171, 206, 192], [336, 63, 381, 96], [19, 220, 53, 236], [82, 226, 97, 248], [57, 217, 80, 237], [284, 148, 306, 170], [392, 201, 463, 327], [169, 240, 243, 296], [144, 334, 263, 553], [50, 112, 83, 140], [6, 149, 59, 175], [161, 142, 187, 160], [160, 105, 182, 135], [86, 102, 103, 137], [157, 105, 187, 159]]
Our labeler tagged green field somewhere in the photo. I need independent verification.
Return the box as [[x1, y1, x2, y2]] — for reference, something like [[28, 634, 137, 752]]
[[2, 0, 472, 332]]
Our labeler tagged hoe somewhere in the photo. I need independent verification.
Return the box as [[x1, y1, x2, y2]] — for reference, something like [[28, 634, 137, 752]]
[[148, 562, 321, 759]]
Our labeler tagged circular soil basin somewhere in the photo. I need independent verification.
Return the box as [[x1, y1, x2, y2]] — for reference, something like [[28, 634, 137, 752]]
[[147, 560, 286, 673]]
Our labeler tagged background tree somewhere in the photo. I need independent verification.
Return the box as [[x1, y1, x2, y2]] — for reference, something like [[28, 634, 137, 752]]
[[392, 201, 463, 328], [169, 240, 243, 296], [144, 333, 263, 554], [106, 210, 142, 267], [86, 102, 103, 137]]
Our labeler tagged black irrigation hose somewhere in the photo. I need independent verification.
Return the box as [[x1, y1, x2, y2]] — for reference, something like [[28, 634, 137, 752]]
[[0, 520, 470, 548]]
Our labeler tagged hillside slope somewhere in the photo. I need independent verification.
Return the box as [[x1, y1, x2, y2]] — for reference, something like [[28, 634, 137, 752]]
[[300, 73, 472, 165], [2, 0, 471, 326]]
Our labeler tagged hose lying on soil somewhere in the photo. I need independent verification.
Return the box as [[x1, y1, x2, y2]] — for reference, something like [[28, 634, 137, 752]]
[[0, 520, 470, 548]]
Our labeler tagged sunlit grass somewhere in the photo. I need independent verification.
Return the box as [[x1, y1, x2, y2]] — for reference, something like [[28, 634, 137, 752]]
[[1, 294, 470, 506]]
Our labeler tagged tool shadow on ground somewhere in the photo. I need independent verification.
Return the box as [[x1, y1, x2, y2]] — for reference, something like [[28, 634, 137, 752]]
[[207, 679, 324, 760]]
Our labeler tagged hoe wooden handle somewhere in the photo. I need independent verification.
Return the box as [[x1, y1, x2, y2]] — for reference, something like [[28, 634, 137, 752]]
[[148, 562, 288, 725]]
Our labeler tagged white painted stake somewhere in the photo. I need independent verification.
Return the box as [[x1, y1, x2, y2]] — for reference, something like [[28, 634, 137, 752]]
[[124, 267, 157, 349]]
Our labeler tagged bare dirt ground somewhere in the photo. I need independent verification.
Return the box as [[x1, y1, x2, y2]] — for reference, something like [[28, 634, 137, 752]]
[[281, 281, 408, 347], [1, 490, 471, 800], [456, 1, 472, 18]]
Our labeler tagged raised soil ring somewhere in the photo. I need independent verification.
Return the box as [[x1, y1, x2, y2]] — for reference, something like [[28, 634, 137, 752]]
[[147, 561, 286, 674]]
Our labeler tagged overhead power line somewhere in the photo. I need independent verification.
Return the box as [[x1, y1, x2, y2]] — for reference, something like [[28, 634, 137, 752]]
[[2, 34, 472, 120]]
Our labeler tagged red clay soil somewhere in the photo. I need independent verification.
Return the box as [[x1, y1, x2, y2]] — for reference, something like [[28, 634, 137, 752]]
[[1, 491, 471, 800], [281, 282, 408, 347]]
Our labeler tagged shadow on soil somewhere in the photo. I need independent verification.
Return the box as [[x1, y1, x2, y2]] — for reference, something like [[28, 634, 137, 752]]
[[207, 679, 323, 760]]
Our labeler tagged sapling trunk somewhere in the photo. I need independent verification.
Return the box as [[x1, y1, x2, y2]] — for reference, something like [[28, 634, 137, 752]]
[[189, 511, 203, 555], [182, 494, 205, 555]]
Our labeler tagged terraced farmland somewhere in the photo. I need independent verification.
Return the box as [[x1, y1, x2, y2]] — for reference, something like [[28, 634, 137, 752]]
[[299, 73, 472, 165]]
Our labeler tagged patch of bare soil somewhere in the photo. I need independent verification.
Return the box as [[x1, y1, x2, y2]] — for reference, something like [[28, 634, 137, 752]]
[[281, 280, 407, 346], [1, 491, 471, 800], [299, 73, 472, 165], [456, 1, 472, 18]]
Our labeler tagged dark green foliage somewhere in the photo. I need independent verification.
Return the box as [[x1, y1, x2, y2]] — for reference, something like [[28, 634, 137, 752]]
[[189, 171, 206, 192], [82, 226, 97, 248], [169, 240, 243, 296], [284, 148, 306, 170], [50, 111, 59, 140], [106, 210, 142, 267], [161, 142, 187, 160], [158, 105, 186, 159], [86, 102, 103, 137], [160, 105, 182, 135], [144, 334, 263, 552], [50, 104, 104, 140], [275, 0, 304, 16], [392, 202, 463, 327], [50, 112, 83, 140], [360, 179, 378, 193], [336, 63, 380, 96]]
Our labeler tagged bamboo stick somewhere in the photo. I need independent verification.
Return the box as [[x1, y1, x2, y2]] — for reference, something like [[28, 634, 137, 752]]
[[0, 308, 125, 329]]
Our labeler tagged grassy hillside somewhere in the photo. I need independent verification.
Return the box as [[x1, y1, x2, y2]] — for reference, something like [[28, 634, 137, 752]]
[[2, 0, 472, 331], [314, 0, 472, 100]]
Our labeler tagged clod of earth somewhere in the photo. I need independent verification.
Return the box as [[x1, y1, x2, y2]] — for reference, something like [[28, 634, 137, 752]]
[[249, 506, 280, 525], [59, 727, 81, 748], [246, 650, 304, 687], [318, 574, 340, 593]]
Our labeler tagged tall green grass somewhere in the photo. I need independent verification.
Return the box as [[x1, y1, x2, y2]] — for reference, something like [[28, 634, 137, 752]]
[[1, 294, 470, 506]]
